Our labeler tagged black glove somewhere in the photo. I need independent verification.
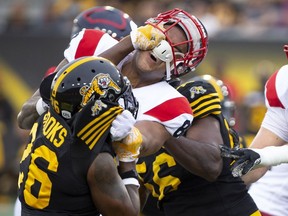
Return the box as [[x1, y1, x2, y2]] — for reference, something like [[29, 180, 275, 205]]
[[220, 145, 261, 177]]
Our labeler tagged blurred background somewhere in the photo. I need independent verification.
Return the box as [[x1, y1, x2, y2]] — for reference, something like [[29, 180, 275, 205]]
[[0, 0, 287, 215]]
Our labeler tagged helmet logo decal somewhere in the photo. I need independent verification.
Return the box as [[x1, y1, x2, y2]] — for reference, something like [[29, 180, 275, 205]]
[[80, 73, 121, 107], [91, 100, 108, 116], [189, 86, 206, 99]]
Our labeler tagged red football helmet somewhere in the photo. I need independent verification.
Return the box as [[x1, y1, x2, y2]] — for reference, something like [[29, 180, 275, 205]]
[[71, 6, 137, 40], [146, 8, 208, 80]]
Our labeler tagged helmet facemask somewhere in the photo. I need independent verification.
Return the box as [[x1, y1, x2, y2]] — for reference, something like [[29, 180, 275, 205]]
[[147, 8, 208, 80], [118, 76, 139, 118]]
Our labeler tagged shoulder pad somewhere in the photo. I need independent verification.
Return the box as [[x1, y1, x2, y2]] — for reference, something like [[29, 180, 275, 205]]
[[177, 80, 222, 119]]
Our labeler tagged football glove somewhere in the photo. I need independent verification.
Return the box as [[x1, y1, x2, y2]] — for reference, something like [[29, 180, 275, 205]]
[[220, 145, 261, 177], [110, 110, 136, 141], [130, 24, 165, 50], [112, 127, 143, 162]]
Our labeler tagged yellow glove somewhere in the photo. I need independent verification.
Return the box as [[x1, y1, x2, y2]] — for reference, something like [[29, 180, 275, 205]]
[[130, 24, 165, 50], [112, 127, 143, 162]]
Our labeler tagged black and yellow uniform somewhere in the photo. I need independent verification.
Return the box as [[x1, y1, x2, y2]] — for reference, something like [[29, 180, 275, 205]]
[[18, 100, 122, 216], [137, 80, 260, 216]]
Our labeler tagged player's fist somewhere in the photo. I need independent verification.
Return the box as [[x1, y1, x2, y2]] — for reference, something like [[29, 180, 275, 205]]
[[130, 24, 165, 50], [112, 127, 143, 162]]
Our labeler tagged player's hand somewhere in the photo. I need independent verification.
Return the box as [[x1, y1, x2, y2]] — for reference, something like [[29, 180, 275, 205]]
[[110, 110, 136, 141], [112, 127, 143, 162], [130, 24, 165, 50], [220, 145, 261, 177]]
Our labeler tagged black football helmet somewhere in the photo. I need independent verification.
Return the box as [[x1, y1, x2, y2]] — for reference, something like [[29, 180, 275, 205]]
[[147, 8, 208, 80], [71, 6, 137, 40], [50, 56, 138, 119]]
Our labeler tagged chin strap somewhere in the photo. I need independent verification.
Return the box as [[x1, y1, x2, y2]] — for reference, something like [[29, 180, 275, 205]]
[[152, 40, 173, 80]]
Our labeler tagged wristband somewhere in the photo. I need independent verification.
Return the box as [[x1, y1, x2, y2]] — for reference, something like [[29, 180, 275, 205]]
[[122, 178, 140, 188], [119, 169, 138, 180], [36, 98, 48, 116]]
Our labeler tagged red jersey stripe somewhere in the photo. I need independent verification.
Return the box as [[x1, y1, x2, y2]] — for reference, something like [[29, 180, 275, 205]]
[[75, 30, 104, 59], [144, 97, 193, 122], [266, 70, 284, 108]]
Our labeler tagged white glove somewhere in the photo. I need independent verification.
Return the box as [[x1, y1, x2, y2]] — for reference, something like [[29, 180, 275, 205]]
[[130, 24, 165, 50], [110, 110, 136, 141], [112, 127, 143, 162]]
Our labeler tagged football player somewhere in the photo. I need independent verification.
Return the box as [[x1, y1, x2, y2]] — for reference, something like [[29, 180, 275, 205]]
[[221, 45, 288, 216], [14, 6, 137, 216], [138, 77, 261, 216], [18, 56, 141, 216]]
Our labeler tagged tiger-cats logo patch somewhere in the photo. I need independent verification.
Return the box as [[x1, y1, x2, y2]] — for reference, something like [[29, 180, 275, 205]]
[[189, 86, 207, 99], [91, 100, 108, 116], [79, 73, 121, 107]]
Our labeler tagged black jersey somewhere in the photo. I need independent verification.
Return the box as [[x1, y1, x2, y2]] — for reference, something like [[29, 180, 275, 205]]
[[18, 100, 123, 216], [137, 81, 260, 216]]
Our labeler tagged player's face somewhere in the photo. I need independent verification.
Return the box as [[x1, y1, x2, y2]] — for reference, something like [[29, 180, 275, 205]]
[[133, 25, 187, 81]]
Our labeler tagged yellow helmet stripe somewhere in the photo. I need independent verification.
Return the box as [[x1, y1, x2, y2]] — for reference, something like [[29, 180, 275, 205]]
[[51, 56, 100, 98]]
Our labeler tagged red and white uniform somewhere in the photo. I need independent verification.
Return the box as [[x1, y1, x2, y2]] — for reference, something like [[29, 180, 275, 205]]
[[64, 29, 118, 62], [248, 65, 288, 216], [64, 28, 193, 136]]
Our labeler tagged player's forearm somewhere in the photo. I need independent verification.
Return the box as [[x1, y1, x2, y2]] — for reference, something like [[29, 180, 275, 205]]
[[165, 136, 222, 181], [17, 90, 42, 129], [99, 36, 134, 65], [242, 166, 270, 185], [118, 162, 140, 216]]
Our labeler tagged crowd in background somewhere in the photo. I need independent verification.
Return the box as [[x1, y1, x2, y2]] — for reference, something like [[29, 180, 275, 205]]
[[0, 0, 286, 214], [0, 0, 288, 40]]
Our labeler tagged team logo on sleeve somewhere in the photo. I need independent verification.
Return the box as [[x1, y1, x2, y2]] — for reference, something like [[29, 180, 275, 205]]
[[189, 86, 207, 99], [80, 73, 121, 106], [91, 100, 108, 116]]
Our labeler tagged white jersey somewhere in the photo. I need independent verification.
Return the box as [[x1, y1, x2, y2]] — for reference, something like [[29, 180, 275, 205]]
[[249, 164, 288, 216], [132, 81, 193, 136], [64, 28, 194, 137], [64, 29, 118, 62], [249, 65, 288, 216]]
